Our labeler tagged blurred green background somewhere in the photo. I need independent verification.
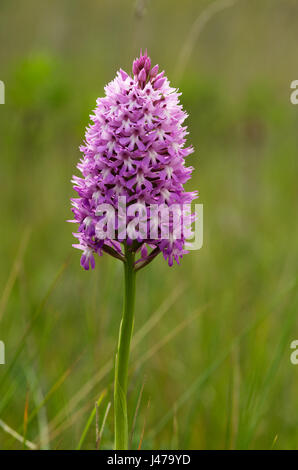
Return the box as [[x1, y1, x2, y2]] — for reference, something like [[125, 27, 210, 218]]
[[0, 0, 298, 450]]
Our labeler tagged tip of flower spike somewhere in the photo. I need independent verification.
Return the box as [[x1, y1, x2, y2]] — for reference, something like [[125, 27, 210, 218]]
[[133, 50, 162, 89]]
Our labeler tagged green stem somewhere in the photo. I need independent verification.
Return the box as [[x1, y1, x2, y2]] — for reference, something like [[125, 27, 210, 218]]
[[114, 246, 136, 450]]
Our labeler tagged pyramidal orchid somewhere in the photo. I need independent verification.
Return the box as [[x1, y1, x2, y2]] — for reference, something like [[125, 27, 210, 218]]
[[70, 51, 197, 449]]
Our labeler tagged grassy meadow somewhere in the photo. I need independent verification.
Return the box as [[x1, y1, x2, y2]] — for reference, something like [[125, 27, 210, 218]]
[[0, 0, 298, 450]]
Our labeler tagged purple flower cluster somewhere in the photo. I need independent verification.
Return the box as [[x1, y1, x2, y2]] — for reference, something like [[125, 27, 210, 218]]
[[70, 51, 197, 269]]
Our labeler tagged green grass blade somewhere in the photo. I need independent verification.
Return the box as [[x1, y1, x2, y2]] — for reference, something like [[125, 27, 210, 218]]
[[76, 390, 106, 450]]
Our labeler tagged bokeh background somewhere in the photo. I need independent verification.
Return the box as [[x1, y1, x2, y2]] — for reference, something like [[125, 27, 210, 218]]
[[0, 0, 298, 450]]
